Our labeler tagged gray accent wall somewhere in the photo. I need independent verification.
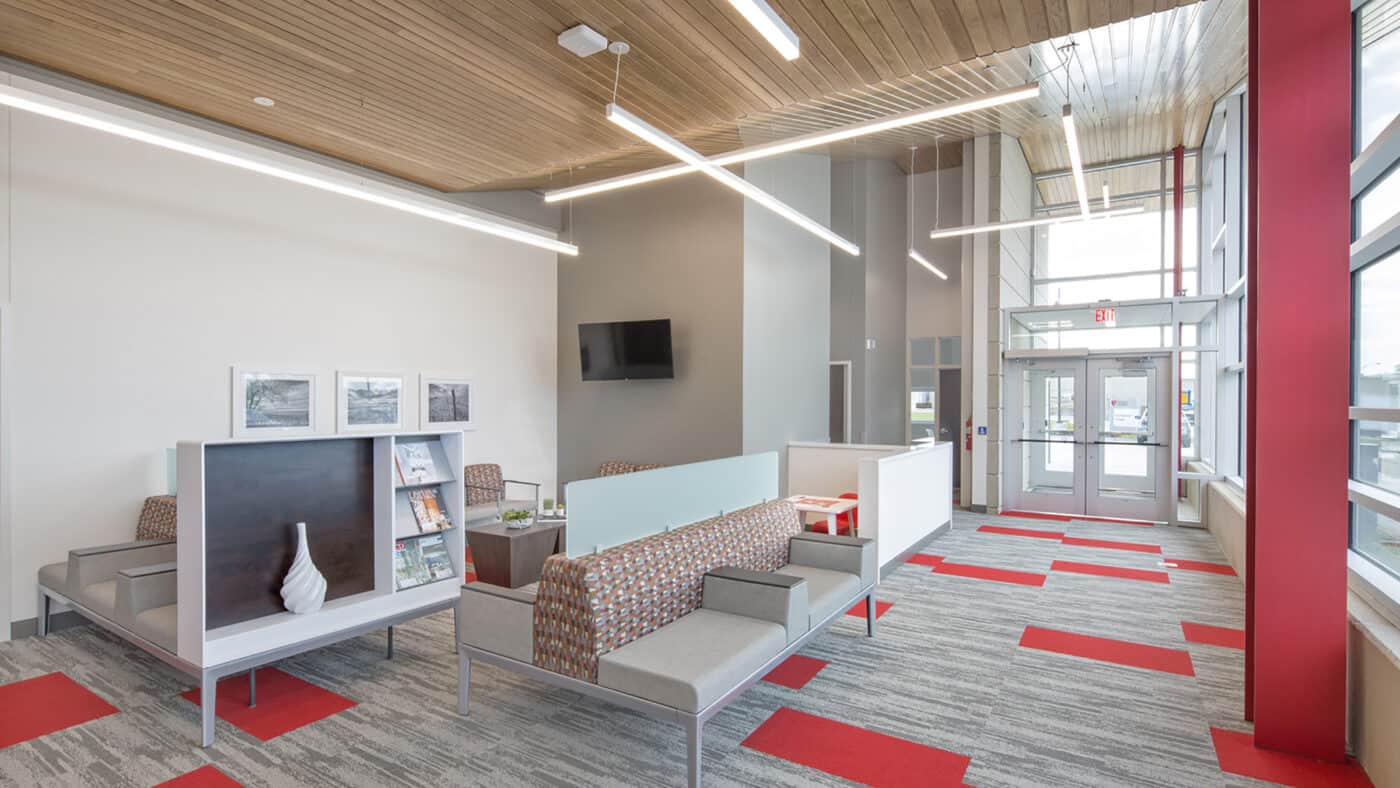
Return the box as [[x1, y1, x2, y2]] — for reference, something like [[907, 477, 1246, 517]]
[[742, 154, 832, 492], [557, 175, 744, 488], [829, 158, 908, 446]]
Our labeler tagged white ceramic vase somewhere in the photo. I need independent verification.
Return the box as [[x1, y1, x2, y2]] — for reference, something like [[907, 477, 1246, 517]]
[[281, 521, 327, 614]]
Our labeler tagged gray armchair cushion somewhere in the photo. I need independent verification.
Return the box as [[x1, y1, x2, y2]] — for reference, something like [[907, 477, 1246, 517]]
[[774, 564, 861, 629], [78, 580, 119, 619], [460, 582, 537, 662], [789, 532, 876, 587], [596, 609, 785, 712], [702, 567, 809, 643]]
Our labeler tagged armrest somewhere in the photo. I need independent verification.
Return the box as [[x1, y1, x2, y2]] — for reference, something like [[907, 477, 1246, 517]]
[[68, 540, 177, 591], [459, 582, 536, 662], [702, 567, 809, 643], [789, 533, 877, 588], [502, 479, 541, 502], [116, 562, 177, 621]]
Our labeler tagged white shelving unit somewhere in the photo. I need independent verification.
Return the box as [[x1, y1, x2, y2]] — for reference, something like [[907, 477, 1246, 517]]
[[175, 430, 464, 745]]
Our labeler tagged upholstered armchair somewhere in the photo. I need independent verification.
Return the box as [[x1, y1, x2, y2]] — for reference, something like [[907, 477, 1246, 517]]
[[463, 463, 540, 525], [597, 461, 666, 477]]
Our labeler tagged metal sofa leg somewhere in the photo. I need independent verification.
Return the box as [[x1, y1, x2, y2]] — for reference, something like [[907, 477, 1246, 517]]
[[200, 672, 218, 748], [457, 652, 472, 716], [387, 626, 394, 660], [866, 593, 877, 637], [248, 668, 256, 707], [37, 591, 50, 637], [686, 716, 703, 787]]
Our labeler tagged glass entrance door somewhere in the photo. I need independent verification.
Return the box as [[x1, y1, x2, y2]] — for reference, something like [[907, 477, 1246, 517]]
[[1005, 356, 1172, 521], [1005, 359, 1086, 513], [1085, 357, 1172, 520]]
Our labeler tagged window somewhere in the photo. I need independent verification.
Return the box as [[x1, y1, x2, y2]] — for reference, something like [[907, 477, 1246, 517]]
[[1032, 156, 1200, 305], [1352, 0, 1400, 580]]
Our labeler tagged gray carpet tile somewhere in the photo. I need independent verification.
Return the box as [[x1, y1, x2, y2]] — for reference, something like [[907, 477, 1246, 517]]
[[0, 509, 1284, 788]]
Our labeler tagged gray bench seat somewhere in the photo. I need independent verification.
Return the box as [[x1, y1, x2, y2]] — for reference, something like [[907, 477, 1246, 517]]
[[598, 609, 787, 713], [776, 564, 860, 629]]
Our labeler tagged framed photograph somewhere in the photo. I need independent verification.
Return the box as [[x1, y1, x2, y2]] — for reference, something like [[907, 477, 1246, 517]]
[[231, 368, 317, 438], [420, 376, 474, 431], [337, 371, 404, 433]]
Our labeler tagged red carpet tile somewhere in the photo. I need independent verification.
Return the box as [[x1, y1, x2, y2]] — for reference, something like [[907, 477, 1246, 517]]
[[906, 553, 945, 567], [1181, 622, 1246, 650], [0, 672, 119, 748], [845, 600, 894, 619], [977, 525, 1065, 540], [1211, 728, 1373, 787], [1020, 626, 1195, 676], [998, 510, 1073, 522], [155, 765, 243, 788], [1051, 560, 1170, 584], [1163, 558, 1237, 576], [179, 668, 355, 741], [742, 707, 972, 788], [933, 561, 1047, 587], [762, 655, 829, 689], [1061, 536, 1162, 554]]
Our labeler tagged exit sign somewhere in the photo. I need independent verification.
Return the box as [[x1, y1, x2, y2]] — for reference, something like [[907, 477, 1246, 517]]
[[1094, 307, 1117, 326]]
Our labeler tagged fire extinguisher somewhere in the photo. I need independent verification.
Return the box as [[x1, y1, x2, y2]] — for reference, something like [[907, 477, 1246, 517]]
[[964, 417, 973, 451]]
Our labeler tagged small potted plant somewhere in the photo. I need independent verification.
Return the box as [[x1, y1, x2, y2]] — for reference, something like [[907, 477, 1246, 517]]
[[502, 508, 534, 530], [542, 498, 556, 517]]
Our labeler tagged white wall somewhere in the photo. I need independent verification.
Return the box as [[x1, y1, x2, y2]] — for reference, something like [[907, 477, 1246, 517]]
[[743, 154, 832, 492], [907, 166, 964, 341], [2, 81, 559, 626]]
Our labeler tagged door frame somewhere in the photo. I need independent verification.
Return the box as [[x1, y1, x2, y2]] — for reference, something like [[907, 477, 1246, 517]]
[[1084, 355, 1173, 521], [829, 361, 852, 444], [0, 303, 10, 640], [1004, 352, 1175, 523]]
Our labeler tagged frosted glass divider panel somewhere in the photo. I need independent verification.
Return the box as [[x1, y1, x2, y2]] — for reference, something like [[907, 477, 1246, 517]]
[[857, 442, 954, 575], [564, 452, 779, 557]]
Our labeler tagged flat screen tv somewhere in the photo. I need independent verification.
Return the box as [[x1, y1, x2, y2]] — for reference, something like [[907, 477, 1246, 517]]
[[579, 319, 674, 381]]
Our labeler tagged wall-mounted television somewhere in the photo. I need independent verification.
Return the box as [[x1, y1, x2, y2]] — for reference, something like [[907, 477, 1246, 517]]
[[579, 319, 674, 381]]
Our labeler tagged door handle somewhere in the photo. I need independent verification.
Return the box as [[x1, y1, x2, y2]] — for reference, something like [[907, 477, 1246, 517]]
[[1089, 440, 1166, 447]]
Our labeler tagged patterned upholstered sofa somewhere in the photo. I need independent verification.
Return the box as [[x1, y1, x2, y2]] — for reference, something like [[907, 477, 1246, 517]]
[[596, 460, 666, 477], [456, 499, 877, 786], [36, 495, 180, 651]]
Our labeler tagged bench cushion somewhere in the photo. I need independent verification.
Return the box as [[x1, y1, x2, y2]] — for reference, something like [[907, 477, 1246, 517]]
[[131, 604, 178, 652], [79, 580, 118, 619], [597, 609, 785, 712], [777, 564, 861, 629], [38, 562, 68, 597]]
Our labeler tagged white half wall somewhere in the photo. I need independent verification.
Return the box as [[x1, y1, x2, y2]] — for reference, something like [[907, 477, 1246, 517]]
[[1, 77, 559, 627], [858, 441, 954, 571], [786, 441, 905, 501]]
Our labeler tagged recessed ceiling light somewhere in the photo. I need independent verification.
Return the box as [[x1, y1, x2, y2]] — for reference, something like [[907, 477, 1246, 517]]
[[252, 96, 275, 107]]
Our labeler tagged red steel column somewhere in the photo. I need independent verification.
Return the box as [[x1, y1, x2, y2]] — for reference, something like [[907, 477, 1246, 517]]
[[1245, 0, 1350, 761]]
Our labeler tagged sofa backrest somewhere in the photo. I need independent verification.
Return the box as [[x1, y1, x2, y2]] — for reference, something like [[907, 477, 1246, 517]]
[[135, 495, 178, 541], [533, 498, 801, 681], [596, 460, 666, 477], [464, 463, 503, 506]]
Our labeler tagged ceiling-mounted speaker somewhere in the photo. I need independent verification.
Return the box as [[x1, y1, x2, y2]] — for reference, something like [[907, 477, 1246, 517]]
[[558, 24, 609, 57]]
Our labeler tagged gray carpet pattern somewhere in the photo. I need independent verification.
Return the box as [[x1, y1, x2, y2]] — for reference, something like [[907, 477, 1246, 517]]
[[0, 511, 1281, 787]]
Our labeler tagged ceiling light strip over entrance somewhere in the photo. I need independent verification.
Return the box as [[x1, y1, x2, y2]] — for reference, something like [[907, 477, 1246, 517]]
[[0, 83, 578, 256], [606, 103, 860, 256], [546, 84, 1041, 203], [928, 206, 1145, 240]]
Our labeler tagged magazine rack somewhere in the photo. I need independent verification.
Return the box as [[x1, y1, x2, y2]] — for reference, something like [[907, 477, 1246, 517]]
[[175, 431, 465, 745]]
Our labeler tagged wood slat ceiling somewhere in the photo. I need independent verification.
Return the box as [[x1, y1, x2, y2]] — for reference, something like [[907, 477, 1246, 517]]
[[0, 0, 1239, 193]]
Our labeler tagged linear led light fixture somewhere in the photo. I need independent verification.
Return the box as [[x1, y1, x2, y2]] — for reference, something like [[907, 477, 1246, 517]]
[[1062, 104, 1090, 217], [0, 83, 578, 256], [727, 0, 800, 60], [928, 205, 1145, 240], [1102, 183, 1111, 209], [908, 249, 948, 280], [547, 83, 1041, 203], [606, 103, 859, 256]]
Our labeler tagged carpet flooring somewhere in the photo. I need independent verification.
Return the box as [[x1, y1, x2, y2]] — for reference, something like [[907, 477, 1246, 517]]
[[0, 511, 1356, 787]]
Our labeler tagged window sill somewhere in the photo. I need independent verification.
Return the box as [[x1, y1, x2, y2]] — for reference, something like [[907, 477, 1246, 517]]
[[1348, 551, 1400, 671]]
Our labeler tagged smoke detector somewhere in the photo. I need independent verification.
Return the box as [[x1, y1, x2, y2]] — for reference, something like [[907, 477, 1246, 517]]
[[558, 24, 609, 57]]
